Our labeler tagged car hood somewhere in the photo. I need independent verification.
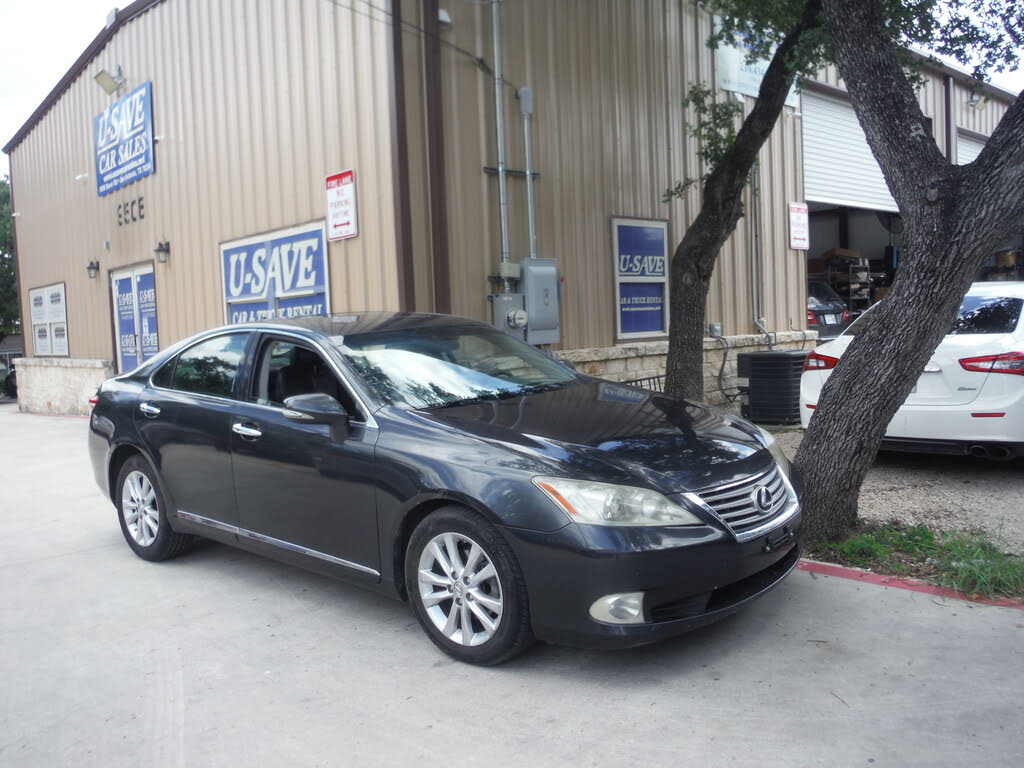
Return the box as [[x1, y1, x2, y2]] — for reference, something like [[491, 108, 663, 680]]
[[412, 379, 773, 494]]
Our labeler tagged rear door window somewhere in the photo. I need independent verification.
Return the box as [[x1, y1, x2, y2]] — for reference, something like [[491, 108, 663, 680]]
[[170, 333, 250, 398], [950, 296, 1023, 335]]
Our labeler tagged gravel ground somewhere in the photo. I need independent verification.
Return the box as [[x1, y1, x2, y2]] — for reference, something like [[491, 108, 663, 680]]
[[771, 426, 1024, 554]]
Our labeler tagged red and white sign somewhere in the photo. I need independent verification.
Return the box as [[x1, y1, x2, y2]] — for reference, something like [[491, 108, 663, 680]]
[[788, 202, 809, 251], [326, 169, 358, 241]]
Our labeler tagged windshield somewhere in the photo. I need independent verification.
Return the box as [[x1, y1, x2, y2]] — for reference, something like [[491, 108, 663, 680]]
[[335, 325, 577, 409], [842, 293, 1023, 338], [950, 295, 1023, 335]]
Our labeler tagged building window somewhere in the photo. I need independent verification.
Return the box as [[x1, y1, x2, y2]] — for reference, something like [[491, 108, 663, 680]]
[[28, 282, 69, 356]]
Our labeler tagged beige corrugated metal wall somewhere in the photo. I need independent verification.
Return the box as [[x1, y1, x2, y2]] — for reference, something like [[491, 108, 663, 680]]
[[402, 0, 807, 348], [11, 0, 401, 362]]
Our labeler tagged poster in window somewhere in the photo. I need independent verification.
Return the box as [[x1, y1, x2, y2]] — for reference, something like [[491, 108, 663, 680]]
[[45, 283, 67, 324], [29, 288, 47, 326], [34, 324, 51, 356], [612, 217, 669, 339], [136, 271, 160, 361], [50, 322, 69, 356], [114, 275, 139, 371]]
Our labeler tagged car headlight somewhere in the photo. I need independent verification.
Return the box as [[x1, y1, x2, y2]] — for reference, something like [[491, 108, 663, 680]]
[[532, 477, 704, 527], [756, 426, 791, 475]]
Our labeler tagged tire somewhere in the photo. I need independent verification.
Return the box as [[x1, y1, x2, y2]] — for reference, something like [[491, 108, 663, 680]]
[[405, 506, 533, 665], [115, 455, 192, 562]]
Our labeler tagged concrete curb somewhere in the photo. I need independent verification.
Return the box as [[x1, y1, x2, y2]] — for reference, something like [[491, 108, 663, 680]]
[[798, 558, 1024, 609]]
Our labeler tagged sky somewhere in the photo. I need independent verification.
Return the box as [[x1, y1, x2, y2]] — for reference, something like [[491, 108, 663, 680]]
[[1, 0, 1023, 180]]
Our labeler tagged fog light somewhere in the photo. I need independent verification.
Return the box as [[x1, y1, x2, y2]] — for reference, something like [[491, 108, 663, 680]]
[[589, 592, 645, 624]]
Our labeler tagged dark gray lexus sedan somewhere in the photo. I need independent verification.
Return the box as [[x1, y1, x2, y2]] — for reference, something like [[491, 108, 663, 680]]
[[89, 312, 801, 664]]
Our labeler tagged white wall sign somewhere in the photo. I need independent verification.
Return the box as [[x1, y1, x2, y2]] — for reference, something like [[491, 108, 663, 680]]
[[789, 202, 809, 250], [326, 169, 358, 241], [715, 27, 799, 108], [28, 282, 68, 357]]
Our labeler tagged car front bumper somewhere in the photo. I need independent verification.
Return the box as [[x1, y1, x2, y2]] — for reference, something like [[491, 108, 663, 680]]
[[500, 507, 802, 650]]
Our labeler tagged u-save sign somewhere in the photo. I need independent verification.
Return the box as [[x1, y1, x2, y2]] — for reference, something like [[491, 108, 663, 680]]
[[221, 222, 330, 324], [93, 81, 155, 196], [612, 217, 669, 338]]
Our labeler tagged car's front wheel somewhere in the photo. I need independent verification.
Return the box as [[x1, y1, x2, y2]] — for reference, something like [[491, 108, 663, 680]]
[[405, 506, 533, 665], [116, 455, 192, 562]]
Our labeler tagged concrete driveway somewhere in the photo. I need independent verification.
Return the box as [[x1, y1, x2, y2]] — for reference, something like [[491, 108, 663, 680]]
[[1, 403, 1021, 767]]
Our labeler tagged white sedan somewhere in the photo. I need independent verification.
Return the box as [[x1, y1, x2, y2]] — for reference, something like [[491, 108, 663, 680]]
[[800, 281, 1024, 460]]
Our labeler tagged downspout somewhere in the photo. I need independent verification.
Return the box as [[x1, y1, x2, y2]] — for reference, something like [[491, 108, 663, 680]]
[[518, 87, 537, 259], [749, 164, 774, 348], [492, 0, 511, 291]]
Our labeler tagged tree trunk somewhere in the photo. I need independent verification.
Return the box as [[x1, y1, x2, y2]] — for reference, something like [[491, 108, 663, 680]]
[[795, 0, 1024, 543], [665, 0, 823, 401]]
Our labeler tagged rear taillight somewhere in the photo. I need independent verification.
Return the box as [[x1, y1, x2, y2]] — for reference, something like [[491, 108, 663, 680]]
[[842, 310, 850, 323], [959, 352, 1024, 376], [803, 351, 839, 371], [806, 311, 817, 325], [88, 395, 99, 408]]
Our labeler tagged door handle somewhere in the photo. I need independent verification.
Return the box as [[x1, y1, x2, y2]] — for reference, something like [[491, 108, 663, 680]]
[[139, 402, 161, 418], [232, 422, 263, 439]]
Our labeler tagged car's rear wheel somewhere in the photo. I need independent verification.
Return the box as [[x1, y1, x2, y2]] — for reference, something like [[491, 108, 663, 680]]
[[116, 456, 192, 562], [405, 506, 533, 665]]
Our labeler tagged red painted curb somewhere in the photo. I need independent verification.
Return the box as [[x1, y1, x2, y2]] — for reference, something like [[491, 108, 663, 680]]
[[10, 411, 89, 419], [797, 559, 1024, 609]]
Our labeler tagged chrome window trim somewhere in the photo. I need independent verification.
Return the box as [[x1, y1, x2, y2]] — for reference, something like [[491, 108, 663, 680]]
[[684, 466, 800, 544], [175, 510, 380, 578]]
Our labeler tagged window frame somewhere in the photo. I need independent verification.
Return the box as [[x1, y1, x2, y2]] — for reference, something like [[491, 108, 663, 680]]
[[247, 334, 367, 422]]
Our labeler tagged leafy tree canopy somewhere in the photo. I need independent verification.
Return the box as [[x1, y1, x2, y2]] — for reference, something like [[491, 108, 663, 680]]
[[1, 176, 19, 339], [708, 0, 1023, 83]]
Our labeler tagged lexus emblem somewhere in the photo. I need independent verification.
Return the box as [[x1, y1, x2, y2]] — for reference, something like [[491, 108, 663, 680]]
[[752, 485, 773, 512]]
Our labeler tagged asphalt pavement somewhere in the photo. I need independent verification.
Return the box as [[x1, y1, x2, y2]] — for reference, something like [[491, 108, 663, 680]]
[[1, 403, 1022, 767]]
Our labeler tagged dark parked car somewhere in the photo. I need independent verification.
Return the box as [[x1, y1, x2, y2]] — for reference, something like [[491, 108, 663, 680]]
[[2, 363, 15, 399], [89, 313, 802, 664], [807, 280, 850, 341]]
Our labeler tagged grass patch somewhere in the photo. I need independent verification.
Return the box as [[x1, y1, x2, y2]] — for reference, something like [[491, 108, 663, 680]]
[[811, 521, 1024, 599]]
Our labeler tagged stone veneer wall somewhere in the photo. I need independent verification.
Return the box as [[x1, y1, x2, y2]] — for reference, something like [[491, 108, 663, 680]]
[[556, 331, 817, 408], [14, 358, 115, 416]]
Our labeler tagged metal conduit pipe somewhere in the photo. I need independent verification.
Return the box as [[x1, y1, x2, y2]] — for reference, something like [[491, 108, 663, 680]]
[[492, 0, 511, 291], [519, 87, 537, 260], [748, 163, 775, 348]]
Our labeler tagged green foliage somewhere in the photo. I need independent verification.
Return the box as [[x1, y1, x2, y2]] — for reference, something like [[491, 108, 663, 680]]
[[707, 0, 1022, 83], [0, 176, 19, 340], [815, 521, 1024, 598], [662, 83, 744, 202], [933, 532, 1024, 597]]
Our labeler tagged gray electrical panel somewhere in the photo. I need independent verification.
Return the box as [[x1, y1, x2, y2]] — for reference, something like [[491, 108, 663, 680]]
[[490, 292, 527, 341], [521, 258, 560, 345]]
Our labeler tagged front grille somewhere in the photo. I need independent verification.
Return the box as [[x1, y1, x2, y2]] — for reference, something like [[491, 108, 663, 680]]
[[696, 465, 790, 534]]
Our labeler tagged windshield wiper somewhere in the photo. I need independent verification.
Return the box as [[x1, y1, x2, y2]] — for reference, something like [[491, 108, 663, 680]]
[[424, 389, 531, 410]]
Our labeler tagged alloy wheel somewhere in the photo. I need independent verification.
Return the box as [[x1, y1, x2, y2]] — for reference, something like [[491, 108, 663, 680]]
[[417, 532, 503, 647], [122, 470, 160, 547]]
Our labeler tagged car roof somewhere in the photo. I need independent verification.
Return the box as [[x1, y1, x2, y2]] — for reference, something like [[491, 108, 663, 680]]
[[967, 281, 1024, 299], [229, 311, 490, 339]]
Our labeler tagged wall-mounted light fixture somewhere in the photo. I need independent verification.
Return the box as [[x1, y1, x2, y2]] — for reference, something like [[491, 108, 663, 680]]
[[154, 241, 170, 263], [87, 260, 100, 279], [968, 91, 982, 108], [94, 65, 125, 95]]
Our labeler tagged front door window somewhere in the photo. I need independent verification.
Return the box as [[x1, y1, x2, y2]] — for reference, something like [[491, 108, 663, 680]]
[[111, 265, 160, 372]]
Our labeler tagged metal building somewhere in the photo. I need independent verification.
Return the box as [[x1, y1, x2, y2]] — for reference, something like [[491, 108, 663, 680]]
[[4, 0, 1015, 413]]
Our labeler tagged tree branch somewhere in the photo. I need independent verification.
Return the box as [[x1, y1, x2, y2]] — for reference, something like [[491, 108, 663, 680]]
[[820, 0, 947, 209], [706, 0, 823, 201]]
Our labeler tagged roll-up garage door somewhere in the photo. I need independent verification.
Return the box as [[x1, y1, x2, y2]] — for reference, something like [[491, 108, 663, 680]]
[[956, 132, 986, 165], [802, 91, 898, 212]]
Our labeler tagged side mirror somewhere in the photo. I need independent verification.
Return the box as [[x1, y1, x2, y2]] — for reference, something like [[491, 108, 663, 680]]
[[282, 392, 349, 426]]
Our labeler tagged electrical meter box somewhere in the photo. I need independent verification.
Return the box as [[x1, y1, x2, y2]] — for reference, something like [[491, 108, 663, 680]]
[[521, 258, 560, 345], [490, 292, 527, 341]]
